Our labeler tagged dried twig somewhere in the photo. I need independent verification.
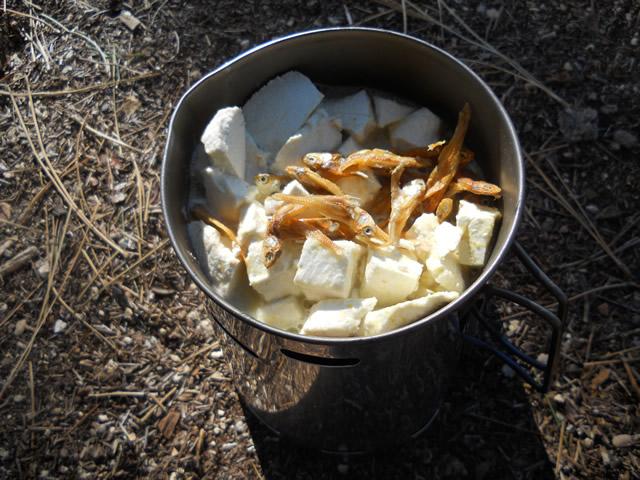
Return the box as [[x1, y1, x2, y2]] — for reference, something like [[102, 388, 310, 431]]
[[89, 391, 147, 398], [0, 72, 160, 97], [177, 342, 220, 367], [0, 246, 38, 276], [68, 113, 147, 154], [556, 419, 566, 473], [623, 361, 640, 401]]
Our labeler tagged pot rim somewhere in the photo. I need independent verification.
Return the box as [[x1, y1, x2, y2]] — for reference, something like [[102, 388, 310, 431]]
[[161, 27, 524, 346]]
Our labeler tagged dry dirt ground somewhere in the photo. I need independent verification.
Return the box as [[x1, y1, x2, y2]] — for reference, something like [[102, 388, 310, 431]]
[[1, 0, 639, 479]]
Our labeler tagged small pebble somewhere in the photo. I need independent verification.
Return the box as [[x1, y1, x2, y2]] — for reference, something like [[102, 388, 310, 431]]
[[210, 350, 224, 360], [14, 394, 25, 403], [14, 319, 27, 336], [234, 420, 247, 433], [597, 303, 610, 316], [337, 464, 349, 475], [537, 353, 549, 364], [585, 204, 599, 214], [613, 129, 638, 148], [501, 364, 515, 379], [53, 319, 67, 334], [486, 7, 500, 19], [197, 319, 215, 338], [220, 442, 237, 451], [35, 258, 50, 279], [600, 104, 618, 114], [553, 393, 565, 404], [612, 434, 639, 448]]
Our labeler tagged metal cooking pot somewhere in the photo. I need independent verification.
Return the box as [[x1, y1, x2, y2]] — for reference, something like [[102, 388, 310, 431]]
[[161, 28, 567, 452]]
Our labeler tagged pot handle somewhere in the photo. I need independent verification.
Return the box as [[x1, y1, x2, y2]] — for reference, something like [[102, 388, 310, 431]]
[[463, 241, 567, 392]]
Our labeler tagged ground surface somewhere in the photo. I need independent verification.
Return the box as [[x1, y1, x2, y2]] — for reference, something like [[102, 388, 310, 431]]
[[1, 0, 639, 478]]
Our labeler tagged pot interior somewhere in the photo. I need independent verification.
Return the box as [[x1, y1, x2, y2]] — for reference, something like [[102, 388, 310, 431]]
[[162, 28, 523, 337]]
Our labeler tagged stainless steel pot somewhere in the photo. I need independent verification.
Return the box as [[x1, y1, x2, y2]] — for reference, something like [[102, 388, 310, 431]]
[[161, 28, 567, 452]]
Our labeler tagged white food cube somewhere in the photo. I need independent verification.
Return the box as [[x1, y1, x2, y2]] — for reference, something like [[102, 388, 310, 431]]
[[236, 202, 268, 248], [335, 169, 381, 207], [188, 221, 242, 298], [202, 166, 251, 225], [426, 254, 465, 293], [405, 213, 439, 261], [337, 136, 363, 157], [200, 106, 246, 178], [244, 132, 270, 181], [360, 126, 393, 151], [456, 200, 501, 267], [431, 221, 463, 257], [246, 240, 301, 301], [300, 297, 378, 337], [373, 95, 415, 127], [255, 296, 306, 332], [264, 180, 310, 215], [360, 247, 423, 307], [272, 109, 342, 171], [243, 71, 324, 152], [389, 107, 443, 151], [294, 237, 364, 301], [425, 221, 465, 293], [322, 90, 376, 142], [361, 291, 460, 336]]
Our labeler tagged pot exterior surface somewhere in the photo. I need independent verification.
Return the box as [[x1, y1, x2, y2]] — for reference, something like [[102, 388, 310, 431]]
[[209, 300, 462, 451]]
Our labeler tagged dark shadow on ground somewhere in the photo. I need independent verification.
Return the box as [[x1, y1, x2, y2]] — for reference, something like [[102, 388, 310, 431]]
[[242, 342, 554, 480]]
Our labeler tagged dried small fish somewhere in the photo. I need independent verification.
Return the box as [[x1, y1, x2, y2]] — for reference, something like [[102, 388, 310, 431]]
[[453, 177, 502, 198], [339, 149, 421, 173], [264, 204, 343, 266], [368, 184, 392, 227], [254, 172, 287, 199], [284, 165, 344, 195], [303, 152, 346, 175], [424, 104, 471, 212], [402, 140, 446, 159], [272, 193, 390, 248], [388, 178, 426, 242], [191, 205, 242, 253], [436, 197, 454, 222]]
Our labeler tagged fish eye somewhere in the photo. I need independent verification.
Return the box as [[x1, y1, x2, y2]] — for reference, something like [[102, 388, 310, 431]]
[[258, 174, 269, 183], [265, 252, 274, 261], [363, 226, 373, 236]]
